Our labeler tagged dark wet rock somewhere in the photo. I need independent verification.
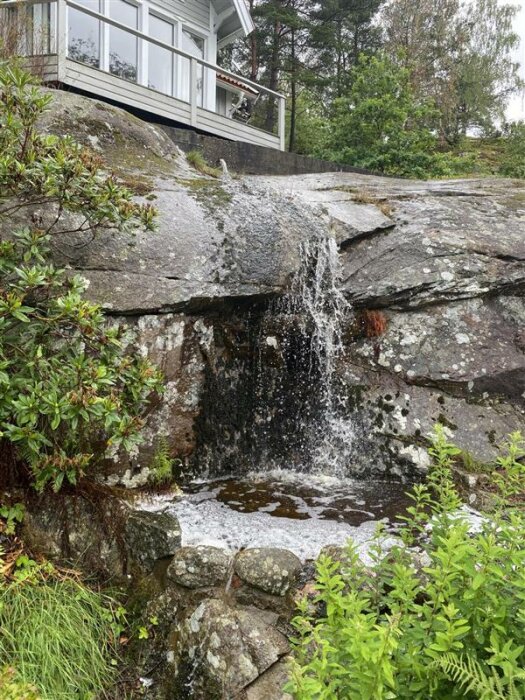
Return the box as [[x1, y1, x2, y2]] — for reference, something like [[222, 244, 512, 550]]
[[22, 495, 126, 579], [172, 599, 289, 698], [124, 509, 181, 571], [166, 545, 231, 588], [233, 583, 294, 615], [235, 548, 302, 596]]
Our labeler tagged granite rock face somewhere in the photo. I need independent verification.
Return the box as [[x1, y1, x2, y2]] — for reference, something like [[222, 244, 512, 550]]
[[172, 599, 290, 699], [245, 173, 525, 473], [25, 89, 524, 478]]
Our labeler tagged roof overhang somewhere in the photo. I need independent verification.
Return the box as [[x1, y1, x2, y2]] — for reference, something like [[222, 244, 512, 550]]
[[212, 0, 254, 46]]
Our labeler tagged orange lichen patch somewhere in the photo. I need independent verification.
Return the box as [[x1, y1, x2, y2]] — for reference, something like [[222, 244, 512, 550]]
[[358, 309, 388, 338]]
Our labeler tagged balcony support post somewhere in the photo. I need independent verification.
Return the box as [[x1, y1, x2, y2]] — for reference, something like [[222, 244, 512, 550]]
[[56, 0, 67, 81], [278, 95, 286, 151], [190, 57, 198, 127]]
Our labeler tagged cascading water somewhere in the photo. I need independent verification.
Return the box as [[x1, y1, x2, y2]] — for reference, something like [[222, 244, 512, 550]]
[[158, 232, 412, 560], [192, 232, 355, 478], [258, 234, 354, 476]]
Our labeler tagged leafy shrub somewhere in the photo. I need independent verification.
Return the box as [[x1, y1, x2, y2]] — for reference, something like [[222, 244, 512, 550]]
[[0, 63, 162, 491], [288, 426, 525, 699], [499, 122, 525, 179], [0, 573, 120, 699], [320, 54, 473, 179]]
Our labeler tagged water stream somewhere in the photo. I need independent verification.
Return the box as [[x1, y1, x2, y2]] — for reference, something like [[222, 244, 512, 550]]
[[162, 234, 412, 559]]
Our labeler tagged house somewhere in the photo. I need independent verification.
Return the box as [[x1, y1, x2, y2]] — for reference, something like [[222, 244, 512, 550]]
[[1, 0, 285, 150]]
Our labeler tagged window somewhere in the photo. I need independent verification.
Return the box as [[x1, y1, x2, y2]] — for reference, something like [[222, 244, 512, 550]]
[[109, 0, 138, 82], [68, 0, 100, 68], [180, 29, 204, 106], [148, 14, 174, 95], [65, 1, 211, 109]]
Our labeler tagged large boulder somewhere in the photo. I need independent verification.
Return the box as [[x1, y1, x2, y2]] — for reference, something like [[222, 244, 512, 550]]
[[34, 88, 327, 315], [172, 599, 289, 699]]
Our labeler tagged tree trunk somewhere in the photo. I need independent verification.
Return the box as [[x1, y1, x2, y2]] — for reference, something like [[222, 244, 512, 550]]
[[289, 26, 296, 151], [249, 0, 258, 81], [264, 18, 281, 133]]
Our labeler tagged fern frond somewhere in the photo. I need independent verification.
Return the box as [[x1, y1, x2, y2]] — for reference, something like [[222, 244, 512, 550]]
[[435, 653, 505, 700]]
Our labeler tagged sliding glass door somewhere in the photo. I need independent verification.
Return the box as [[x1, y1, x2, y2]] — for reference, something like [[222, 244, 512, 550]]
[[180, 29, 204, 106]]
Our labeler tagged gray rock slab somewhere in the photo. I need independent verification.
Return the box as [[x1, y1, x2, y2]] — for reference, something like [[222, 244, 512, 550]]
[[174, 598, 289, 698]]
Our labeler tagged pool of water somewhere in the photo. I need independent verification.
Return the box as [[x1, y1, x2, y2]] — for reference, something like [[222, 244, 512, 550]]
[[144, 472, 415, 562], [185, 473, 413, 526]]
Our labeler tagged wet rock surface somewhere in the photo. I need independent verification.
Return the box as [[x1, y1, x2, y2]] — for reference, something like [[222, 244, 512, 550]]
[[22, 495, 125, 579], [167, 545, 231, 588], [173, 598, 290, 699], [234, 548, 303, 596], [27, 88, 524, 477], [124, 509, 181, 571]]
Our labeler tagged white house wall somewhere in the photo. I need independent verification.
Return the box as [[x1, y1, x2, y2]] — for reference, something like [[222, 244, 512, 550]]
[[151, 0, 210, 33]]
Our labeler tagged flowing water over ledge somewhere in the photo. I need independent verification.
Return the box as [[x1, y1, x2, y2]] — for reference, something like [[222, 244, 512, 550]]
[[165, 235, 414, 560]]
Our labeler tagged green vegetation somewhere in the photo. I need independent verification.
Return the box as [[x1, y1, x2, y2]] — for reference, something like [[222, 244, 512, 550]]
[[288, 426, 525, 698], [0, 574, 120, 699], [229, 0, 523, 178], [0, 504, 121, 700], [499, 122, 525, 179], [318, 54, 472, 178], [0, 667, 40, 700], [147, 438, 179, 487], [185, 150, 222, 178], [0, 64, 162, 492]]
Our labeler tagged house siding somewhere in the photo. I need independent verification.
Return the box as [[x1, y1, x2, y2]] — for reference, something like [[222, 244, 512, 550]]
[[150, 0, 211, 33]]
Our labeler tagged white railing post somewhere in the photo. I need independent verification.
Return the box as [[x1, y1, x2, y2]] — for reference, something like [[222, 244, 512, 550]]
[[278, 95, 286, 151], [190, 56, 198, 127], [56, 0, 67, 81]]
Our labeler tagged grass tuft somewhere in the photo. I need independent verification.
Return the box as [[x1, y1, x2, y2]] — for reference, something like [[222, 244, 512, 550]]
[[0, 576, 119, 699], [185, 150, 222, 178]]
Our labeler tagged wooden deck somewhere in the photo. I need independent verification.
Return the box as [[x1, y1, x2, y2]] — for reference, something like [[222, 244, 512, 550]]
[[4, 0, 285, 151]]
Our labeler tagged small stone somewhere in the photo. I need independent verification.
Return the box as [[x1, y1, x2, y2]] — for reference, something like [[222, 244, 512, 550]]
[[167, 546, 231, 588], [125, 509, 181, 571], [235, 548, 302, 596]]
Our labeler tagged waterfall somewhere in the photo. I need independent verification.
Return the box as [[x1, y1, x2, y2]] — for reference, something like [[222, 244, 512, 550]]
[[277, 234, 353, 475], [194, 233, 354, 479]]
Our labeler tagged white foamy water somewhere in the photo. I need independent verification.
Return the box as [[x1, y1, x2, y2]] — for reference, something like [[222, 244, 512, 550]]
[[161, 495, 382, 561], [138, 470, 412, 562]]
